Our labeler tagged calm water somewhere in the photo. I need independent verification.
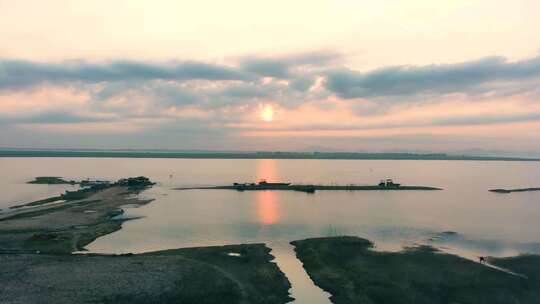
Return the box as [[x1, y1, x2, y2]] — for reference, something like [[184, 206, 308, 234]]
[[2, 157, 540, 303]]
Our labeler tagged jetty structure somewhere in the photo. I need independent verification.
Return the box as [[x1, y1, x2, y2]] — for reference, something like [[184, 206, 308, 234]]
[[176, 179, 441, 193]]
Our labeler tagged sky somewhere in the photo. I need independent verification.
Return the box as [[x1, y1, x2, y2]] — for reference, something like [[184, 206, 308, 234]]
[[1, 0, 540, 155]]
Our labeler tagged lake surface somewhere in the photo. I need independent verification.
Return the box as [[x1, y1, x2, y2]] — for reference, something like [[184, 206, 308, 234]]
[[2, 157, 540, 303]]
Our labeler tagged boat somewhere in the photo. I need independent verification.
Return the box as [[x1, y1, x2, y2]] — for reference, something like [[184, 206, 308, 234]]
[[257, 179, 291, 186], [231, 179, 292, 191], [378, 179, 401, 188]]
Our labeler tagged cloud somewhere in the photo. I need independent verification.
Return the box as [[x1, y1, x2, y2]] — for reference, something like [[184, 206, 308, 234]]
[[432, 112, 540, 126], [325, 56, 540, 99], [240, 51, 339, 78], [0, 54, 330, 111], [217, 82, 275, 99], [0, 59, 250, 89], [0, 110, 117, 124], [91, 79, 283, 110], [290, 75, 315, 91], [2, 52, 540, 152], [241, 59, 290, 78], [144, 82, 202, 107], [0, 52, 338, 91]]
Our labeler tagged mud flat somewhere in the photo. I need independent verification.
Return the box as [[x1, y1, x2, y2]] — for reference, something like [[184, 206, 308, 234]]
[[0, 176, 157, 253], [177, 184, 442, 193], [292, 236, 540, 304], [0, 185, 152, 253], [489, 187, 540, 193], [0, 244, 292, 304], [27, 176, 77, 185]]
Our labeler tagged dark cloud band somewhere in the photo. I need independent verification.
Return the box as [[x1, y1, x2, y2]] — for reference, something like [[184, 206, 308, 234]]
[[325, 56, 540, 98], [0, 59, 250, 89]]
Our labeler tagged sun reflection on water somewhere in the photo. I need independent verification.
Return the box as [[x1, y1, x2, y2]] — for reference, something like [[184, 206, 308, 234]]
[[256, 159, 280, 225]]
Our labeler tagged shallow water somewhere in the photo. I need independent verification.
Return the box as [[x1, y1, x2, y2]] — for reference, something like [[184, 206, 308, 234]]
[[2, 157, 540, 303]]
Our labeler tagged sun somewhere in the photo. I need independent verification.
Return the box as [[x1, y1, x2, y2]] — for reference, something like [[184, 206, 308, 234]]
[[260, 104, 274, 122]]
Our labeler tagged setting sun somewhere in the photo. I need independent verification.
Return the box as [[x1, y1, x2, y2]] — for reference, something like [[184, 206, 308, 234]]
[[261, 104, 274, 122]]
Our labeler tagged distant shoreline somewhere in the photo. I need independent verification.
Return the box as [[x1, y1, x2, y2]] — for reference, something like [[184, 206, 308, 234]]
[[1, 150, 539, 161]]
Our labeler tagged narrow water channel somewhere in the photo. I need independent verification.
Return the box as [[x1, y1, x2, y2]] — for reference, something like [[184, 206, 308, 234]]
[[269, 241, 332, 304]]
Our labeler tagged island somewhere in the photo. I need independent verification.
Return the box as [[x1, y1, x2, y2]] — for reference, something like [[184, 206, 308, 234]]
[[490, 187, 540, 193], [292, 236, 540, 304], [27, 176, 77, 185], [0, 176, 292, 304], [176, 179, 442, 193]]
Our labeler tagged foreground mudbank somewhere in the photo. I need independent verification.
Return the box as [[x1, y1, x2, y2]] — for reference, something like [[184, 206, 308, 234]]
[[0, 177, 154, 253], [292, 236, 540, 304], [0, 244, 292, 304]]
